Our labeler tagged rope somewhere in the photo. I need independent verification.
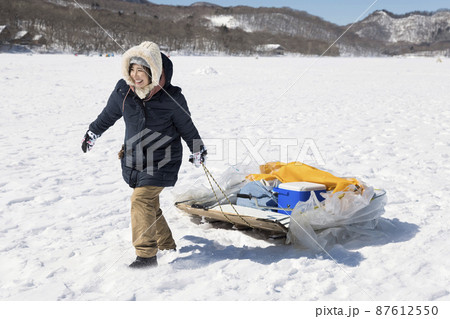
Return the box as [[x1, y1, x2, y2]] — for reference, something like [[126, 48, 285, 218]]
[[202, 163, 253, 228], [202, 164, 236, 225]]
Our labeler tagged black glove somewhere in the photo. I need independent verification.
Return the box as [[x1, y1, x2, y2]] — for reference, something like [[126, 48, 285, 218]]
[[81, 130, 100, 153], [189, 145, 207, 167]]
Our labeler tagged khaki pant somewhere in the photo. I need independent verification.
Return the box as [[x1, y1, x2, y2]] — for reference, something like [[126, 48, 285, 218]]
[[130, 186, 176, 258]]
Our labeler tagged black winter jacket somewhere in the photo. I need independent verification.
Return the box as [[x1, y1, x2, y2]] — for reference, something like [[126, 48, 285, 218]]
[[89, 54, 203, 188]]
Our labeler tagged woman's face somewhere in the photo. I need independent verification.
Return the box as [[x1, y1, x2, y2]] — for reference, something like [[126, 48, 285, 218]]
[[130, 64, 151, 88]]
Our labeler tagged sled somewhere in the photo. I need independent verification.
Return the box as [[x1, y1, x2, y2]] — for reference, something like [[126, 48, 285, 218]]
[[174, 162, 388, 246], [175, 203, 290, 234], [175, 189, 386, 236]]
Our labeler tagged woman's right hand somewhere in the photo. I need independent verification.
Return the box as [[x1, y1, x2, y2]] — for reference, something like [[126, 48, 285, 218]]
[[81, 130, 100, 153]]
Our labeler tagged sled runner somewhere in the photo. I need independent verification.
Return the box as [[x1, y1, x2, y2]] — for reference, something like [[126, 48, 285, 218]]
[[175, 203, 290, 234]]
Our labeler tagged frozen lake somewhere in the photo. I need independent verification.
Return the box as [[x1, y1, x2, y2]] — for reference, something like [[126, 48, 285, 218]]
[[1, 53, 449, 301]]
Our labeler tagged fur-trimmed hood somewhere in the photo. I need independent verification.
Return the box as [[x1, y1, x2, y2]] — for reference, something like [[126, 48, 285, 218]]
[[122, 41, 163, 98]]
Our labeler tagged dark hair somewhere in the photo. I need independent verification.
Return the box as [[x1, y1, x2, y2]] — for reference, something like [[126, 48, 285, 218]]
[[129, 64, 152, 83]]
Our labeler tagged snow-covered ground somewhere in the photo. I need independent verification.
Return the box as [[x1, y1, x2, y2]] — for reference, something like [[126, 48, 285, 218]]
[[1, 53, 450, 301]]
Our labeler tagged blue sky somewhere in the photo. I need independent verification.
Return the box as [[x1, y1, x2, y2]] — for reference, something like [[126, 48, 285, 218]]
[[149, 0, 450, 25]]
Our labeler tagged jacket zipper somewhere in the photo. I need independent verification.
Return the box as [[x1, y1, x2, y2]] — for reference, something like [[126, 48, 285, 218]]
[[141, 100, 146, 119]]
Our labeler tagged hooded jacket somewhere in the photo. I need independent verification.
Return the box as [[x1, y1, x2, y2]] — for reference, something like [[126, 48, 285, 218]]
[[89, 53, 203, 188]]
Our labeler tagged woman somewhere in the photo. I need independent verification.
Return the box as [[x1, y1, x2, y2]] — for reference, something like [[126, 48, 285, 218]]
[[81, 41, 206, 268]]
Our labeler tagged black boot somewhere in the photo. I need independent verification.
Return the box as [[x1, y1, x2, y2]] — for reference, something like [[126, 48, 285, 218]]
[[129, 256, 157, 269]]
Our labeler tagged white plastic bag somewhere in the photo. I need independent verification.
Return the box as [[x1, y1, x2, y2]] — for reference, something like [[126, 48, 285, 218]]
[[172, 164, 257, 207], [287, 186, 387, 251]]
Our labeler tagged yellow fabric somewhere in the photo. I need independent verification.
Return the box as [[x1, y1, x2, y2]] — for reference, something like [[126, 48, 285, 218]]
[[246, 162, 362, 193]]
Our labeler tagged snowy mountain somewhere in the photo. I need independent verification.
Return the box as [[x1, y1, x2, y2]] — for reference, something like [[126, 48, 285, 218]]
[[190, 2, 223, 8], [201, 8, 450, 55], [1, 0, 449, 56], [353, 10, 450, 44], [203, 8, 343, 43]]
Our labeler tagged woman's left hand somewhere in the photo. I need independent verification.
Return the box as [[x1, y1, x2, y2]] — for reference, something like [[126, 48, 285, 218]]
[[189, 146, 207, 167]]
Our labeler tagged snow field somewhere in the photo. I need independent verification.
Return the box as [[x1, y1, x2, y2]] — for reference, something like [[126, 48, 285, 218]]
[[1, 53, 450, 301]]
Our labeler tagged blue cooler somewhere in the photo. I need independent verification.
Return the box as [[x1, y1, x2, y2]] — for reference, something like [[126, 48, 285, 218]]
[[273, 182, 327, 215]]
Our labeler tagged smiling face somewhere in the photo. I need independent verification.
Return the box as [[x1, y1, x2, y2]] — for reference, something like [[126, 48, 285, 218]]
[[129, 64, 151, 88]]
